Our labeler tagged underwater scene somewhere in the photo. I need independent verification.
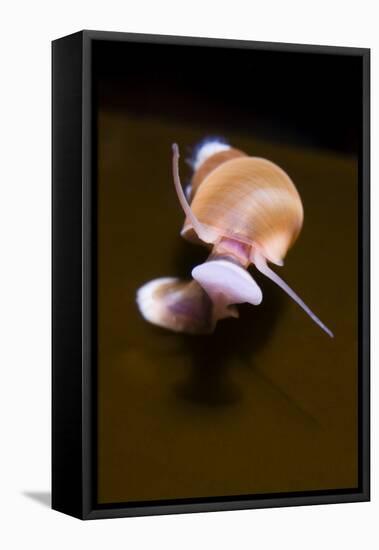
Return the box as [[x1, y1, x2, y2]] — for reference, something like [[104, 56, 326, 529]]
[[95, 40, 360, 504]]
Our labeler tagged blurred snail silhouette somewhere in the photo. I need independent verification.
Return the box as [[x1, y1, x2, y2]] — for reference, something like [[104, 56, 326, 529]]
[[136, 138, 333, 338]]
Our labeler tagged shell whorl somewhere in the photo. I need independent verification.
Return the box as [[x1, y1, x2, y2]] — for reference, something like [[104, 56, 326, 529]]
[[183, 154, 303, 265]]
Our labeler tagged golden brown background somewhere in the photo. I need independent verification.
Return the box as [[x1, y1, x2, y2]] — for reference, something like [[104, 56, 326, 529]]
[[95, 41, 360, 504]]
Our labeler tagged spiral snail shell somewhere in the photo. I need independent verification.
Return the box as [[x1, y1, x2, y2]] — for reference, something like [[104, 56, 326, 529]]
[[137, 138, 333, 337]]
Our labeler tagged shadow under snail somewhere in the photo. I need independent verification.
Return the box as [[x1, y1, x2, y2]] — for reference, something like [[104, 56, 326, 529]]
[[136, 138, 333, 337]]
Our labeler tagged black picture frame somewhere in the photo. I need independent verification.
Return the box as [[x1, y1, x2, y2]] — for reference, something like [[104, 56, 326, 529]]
[[52, 30, 370, 520]]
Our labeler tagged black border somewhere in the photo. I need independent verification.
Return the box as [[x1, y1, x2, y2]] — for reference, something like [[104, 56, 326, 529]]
[[52, 30, 370, 520]]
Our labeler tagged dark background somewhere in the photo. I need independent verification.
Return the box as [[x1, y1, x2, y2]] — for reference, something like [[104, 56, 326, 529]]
[[93, 39, 361, 504], [94, 40, 362, 154]]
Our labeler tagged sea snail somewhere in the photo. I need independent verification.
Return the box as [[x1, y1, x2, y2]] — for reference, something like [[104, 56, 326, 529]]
[[136, 138, 333, 337]]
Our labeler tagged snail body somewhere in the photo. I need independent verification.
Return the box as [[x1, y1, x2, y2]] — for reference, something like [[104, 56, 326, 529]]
[[137, 139, 333, 337]]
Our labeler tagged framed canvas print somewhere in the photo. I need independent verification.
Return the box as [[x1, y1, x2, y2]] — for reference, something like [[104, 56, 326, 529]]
[[52, 30, 370, 519]]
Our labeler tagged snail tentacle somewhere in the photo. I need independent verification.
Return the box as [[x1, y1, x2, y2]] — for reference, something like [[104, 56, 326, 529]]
[[253, 250, 334, 338], [172, 143, 221, 245]]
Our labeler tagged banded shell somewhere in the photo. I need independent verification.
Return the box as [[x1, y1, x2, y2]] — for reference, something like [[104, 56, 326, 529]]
[[182, 154, 303, 266]]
